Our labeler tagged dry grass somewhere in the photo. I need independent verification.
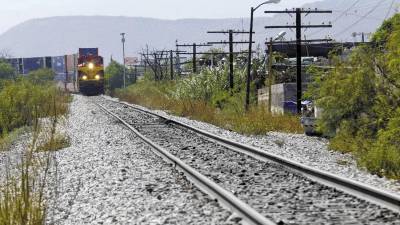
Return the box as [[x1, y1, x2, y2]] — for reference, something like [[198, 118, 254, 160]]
[[0, 79, 70, 224], [117, 87, 303, 135], [0, 127, 28, 152], [36, 132, 70, 152]]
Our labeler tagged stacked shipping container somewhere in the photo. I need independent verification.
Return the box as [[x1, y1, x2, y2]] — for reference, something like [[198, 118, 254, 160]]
[[6, 54, 78, 82]]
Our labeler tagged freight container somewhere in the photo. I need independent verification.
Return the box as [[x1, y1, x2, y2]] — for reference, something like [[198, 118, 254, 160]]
[[23, 57, 44, 74], [66, 54, 77, 72], [6, 58, 20, 73], [79, 48, 98, 57], [45, 56, 52, 68], [52, 56, 66, 81]]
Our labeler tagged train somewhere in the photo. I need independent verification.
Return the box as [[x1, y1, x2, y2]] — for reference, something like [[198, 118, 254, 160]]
[[5, 47, 105, 95], [77, 48, 105, 95]]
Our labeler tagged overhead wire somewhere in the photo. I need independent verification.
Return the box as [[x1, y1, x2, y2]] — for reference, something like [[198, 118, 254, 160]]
[[385, 0, 396, 19], [334, 0, 385, 37], [307, 0, 362, 37]]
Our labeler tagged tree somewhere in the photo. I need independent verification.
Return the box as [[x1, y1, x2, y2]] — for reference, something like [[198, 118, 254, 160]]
[[27, 68, 55, 84], [105, 60, 124, 92], [0, 60, 16, 80]]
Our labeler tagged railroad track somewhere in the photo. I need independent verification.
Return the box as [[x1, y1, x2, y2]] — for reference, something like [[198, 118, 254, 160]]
[[95, 96, 400, 225]]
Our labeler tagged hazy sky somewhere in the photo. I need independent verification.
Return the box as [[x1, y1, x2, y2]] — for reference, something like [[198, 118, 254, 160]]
[[0, 0, 318, 34]]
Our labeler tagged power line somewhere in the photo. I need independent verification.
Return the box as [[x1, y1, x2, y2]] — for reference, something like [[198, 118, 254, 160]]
[[308, 0, 361, 37], [385, 0, 396, 19], [334, 0, 384, 37], [331, 10, 384, 21]]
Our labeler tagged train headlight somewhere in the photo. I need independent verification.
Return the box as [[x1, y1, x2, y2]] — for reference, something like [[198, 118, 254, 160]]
[[88, 62, 94, 70], [82, 75, 88, 80], [95, 74, 100, 80]]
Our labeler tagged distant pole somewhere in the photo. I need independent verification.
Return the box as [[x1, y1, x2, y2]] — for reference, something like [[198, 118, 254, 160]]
[[120, 32, 126, 88], [296, 8, 302, 114], [175, 40, 180, 76], [170, 50, 174, 79], [245, 7, 254, 111], [193, 43, 197, 73], [268, 38, 273, 113], [229, 29, 234, 90]]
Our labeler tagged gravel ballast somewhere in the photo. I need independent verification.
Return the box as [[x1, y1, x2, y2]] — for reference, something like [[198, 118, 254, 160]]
[[105, 96, 400, 197], [97, 97, 400, 224], [45, 95, 239, 225]]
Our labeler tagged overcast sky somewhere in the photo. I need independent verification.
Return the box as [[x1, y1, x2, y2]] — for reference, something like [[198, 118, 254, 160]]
[[0, 0, 319, 34]]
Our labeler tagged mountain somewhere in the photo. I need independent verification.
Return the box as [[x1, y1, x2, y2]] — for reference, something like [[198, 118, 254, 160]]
[[0, 0, 396, 62]]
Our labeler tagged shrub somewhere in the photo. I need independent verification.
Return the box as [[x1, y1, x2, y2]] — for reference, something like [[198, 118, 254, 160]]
[[0, 71, 70, 224], [308, 13, 400, 179], [0, 79, 68, 137]]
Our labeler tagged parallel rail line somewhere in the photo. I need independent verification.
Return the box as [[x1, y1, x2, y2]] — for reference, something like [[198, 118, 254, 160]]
[[96, 102, 276, 225], [103, 97, 400, 213]]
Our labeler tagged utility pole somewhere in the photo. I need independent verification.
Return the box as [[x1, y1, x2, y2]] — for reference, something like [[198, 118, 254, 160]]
[[175, 40, 181, 76], [268, 38, 273, 113], [207, 30, 254, 90], [176, 42, 212, 74], [120, 32, 126, 88], [193, 43, 197, 73], [296, 8, 302, 114], [229, 30, 234, 90], [170, 50, 174, 80], [244, 0, 281, 111], [246, 7, 255, 111], [265, 8, 332, 113]]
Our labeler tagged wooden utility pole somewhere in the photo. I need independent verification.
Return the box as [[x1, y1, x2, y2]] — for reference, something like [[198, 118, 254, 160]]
[[268, 38, 273, 113], [176, 43, 212, 74], [265, 8, 332, 113], [229, 30, 234, 89], [170, 50, 174, 79], [193, 43, 197, 73], [207, 30, 254, 90]]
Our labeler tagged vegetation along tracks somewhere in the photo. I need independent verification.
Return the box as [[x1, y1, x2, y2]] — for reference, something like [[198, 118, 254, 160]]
[[95, 96, 400, 225]]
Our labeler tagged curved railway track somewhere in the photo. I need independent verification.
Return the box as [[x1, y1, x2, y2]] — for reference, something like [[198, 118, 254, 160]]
[[95, 96, 400, 225]]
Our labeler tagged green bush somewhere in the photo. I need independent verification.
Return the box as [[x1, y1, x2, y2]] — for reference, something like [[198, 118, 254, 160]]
[[105, 60, 124, 93], [27, 68, 55, 84], [309, 13, 400, 179], [0, 77, 68, 138], [0, 60, 16, 80]]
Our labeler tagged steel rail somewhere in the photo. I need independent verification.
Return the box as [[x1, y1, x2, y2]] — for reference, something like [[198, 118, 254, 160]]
[[95, 102, 276, 225], [103, 97, 400, 213]]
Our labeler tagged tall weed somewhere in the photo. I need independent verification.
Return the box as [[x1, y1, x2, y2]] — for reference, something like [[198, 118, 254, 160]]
[[0, 77, 70, 224]]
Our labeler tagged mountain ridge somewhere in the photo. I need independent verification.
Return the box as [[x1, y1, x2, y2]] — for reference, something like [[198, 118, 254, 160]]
[[0, 0, 395, 62]]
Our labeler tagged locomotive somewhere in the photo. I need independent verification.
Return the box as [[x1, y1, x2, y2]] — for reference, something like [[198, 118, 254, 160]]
[[77, 48, 105, 95]]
